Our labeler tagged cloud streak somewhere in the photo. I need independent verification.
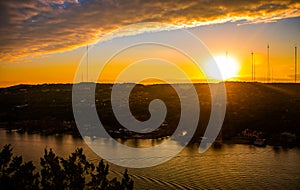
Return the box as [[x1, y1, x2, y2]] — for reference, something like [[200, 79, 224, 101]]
[[0, 0, 299, 62]]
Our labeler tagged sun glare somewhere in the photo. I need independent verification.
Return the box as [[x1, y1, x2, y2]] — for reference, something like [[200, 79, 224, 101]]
[[205, 55, 240, 80]]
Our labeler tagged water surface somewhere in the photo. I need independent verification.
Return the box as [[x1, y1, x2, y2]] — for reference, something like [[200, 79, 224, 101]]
[[0, 129, 299, 189]]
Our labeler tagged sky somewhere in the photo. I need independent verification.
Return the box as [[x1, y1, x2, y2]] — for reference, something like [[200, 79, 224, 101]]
[[0, 0, 300, 87]]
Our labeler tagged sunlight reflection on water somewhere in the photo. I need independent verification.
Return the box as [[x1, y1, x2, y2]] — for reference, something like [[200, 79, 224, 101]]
[[0, 129, 299, 189]]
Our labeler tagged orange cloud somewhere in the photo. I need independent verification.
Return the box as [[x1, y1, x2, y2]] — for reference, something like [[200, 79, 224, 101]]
[[0, 0, 299, 62]]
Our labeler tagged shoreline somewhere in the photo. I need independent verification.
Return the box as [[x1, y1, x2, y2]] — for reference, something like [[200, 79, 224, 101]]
[[1, 128, 298, 149]]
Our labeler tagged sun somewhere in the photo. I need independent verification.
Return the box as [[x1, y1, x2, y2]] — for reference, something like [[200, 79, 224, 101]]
[[205, 55, 240, 80]]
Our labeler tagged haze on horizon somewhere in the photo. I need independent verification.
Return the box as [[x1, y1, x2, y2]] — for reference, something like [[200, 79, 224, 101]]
[[0, 0, 300, 87]]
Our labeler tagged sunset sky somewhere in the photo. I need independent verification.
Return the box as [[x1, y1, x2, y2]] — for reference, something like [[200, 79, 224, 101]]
[[0, 0, 299, 87]]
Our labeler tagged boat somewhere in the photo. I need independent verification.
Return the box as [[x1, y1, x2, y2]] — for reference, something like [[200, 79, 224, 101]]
[[253, 138, 266, 147]]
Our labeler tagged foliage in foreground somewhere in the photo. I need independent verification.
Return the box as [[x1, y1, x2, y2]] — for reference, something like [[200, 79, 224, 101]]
[[0, 144, 133, 190]]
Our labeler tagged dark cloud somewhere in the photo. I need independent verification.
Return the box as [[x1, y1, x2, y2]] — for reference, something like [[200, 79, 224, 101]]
[[0, 0, 299, 62]]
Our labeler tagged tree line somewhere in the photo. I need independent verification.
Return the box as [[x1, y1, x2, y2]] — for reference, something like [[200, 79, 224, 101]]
[[0, 144, 133, 189]]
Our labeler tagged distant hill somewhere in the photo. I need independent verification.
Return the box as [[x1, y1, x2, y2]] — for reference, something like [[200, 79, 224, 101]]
[[0, 82, 299, 146]]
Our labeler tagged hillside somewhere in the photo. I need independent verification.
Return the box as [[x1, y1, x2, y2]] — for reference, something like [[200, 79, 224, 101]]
[[0, 82, 299, 146]]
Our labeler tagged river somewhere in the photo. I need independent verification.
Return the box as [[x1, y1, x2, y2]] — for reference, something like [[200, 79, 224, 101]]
[[0, 129, 299, 189]]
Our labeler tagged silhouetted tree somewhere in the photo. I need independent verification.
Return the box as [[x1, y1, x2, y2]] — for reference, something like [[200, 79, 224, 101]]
[[60, 148, 95, 189], [40, 149, 65, 189], [87, 159, 109, 189], [121, 169, 134, 190], [0, 144, 12, 172], [0, 144, 39, 189], [0, 145, 133, 190]]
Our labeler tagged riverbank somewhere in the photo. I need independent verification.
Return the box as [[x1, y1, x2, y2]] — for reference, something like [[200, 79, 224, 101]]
[[0, 128, 299, 189]]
